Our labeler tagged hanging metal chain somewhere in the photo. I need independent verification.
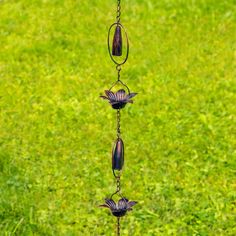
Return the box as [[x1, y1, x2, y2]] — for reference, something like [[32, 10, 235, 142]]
[[116, 175, 121, 193], [116, 65, 121, 81], [117, 109, 121, 138], [110, 173, 122, 198], [117, 217, 121, 236], [110, 172, 122, 198], [116, 0, 121, 23]]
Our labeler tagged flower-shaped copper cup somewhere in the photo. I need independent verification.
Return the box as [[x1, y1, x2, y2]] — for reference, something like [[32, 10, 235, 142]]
[[100, 89, 137, 109], [100, 198, 137, 217]]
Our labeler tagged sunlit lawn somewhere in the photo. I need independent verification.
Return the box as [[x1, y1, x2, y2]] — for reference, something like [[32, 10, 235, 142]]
[[0, 0, 235, 235]]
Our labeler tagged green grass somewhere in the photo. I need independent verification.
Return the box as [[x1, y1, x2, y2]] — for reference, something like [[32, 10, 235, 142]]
[[0, 0, 235, 235]]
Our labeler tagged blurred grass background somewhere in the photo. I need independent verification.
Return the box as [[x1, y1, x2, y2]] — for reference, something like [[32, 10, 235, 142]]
[[0, 0, 235, 235]]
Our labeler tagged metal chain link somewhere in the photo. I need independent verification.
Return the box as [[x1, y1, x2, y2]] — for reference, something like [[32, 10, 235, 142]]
[[117, 109, 121, 138], [110, 172, 122, 198], [116, 175, 121, 192], [116, 65, 121, 81], [117, 217, 121, 236]]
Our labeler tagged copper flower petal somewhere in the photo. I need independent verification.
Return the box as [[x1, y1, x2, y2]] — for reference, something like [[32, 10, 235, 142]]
[[122, 198, 129, 202], [99, 204, 110, 208], [116, 89, 126, 101], [105, 90, 116, 101], [105, 198, 117, 210], [118, 198, 127, 210], [100, 95, 109, 100], [128, 201, 138, 208], [127, 93, 138, 99]]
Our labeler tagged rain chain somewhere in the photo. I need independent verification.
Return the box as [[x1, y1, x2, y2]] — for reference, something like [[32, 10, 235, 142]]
[[99, 1, 137, 235]]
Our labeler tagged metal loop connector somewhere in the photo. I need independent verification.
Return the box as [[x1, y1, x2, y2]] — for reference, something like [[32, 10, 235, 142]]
[[108, 79, 131, 95], [110, 173, 123, 199]]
